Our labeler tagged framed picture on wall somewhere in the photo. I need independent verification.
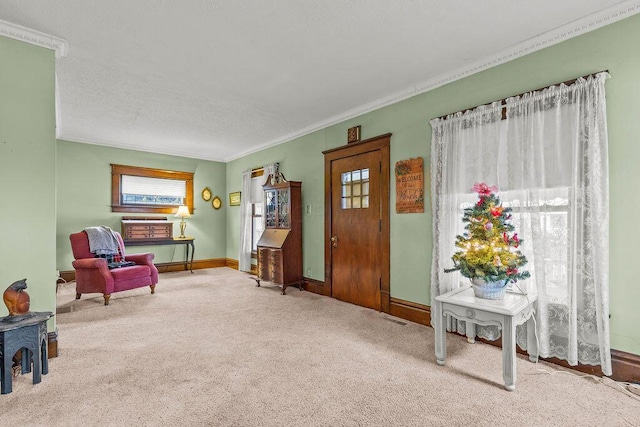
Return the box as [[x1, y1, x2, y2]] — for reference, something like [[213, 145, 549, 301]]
[[229, 191, 241, 206]]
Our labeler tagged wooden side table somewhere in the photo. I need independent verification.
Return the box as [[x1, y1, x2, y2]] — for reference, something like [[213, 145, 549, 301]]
[[433, 286, 537, 391], [124, 237, 195, 273], [0, 311, 53, 394]]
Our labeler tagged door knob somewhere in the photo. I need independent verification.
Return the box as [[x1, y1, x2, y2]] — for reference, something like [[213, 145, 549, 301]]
[[330, 236, 338, 248]]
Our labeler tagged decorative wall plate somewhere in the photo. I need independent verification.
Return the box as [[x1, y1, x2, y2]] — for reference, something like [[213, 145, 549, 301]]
[[201, 187, 212, 201], [212, 196, 222, 210]]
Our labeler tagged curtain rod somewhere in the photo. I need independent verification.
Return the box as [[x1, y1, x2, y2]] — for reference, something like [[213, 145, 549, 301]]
[[249, 161, 280, 172], [432, 70, 609, 122]]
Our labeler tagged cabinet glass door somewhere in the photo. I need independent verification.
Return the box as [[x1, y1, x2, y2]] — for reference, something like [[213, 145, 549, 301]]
[[265, 190, 277, 227], [277, 189, 289, 228]]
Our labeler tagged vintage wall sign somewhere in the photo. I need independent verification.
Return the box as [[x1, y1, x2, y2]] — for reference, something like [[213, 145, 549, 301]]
[[395, 157, 424, 213]]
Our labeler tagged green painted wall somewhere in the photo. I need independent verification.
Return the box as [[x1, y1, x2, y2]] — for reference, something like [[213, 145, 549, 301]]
[[0, 36, 57, 321], [56, 140, 227, 270], [4, 13, 638, 357], [227, 14, 640, 355], [225, 132, 326, 277]]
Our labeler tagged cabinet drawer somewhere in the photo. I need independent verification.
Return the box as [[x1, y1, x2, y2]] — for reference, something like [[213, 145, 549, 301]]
[[124, 227, 150, 239], [150, 229, 172, 238], [271, 271, 283, 284], [270, 250, 282, 263], [258, 265, 270, 281], [126, 231, 150, 239], [122, 220, 172, 241], [125, 225, 149, 232]]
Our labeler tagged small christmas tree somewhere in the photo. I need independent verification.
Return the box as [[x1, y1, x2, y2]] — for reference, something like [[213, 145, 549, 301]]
[[445, 183, 530, 285]]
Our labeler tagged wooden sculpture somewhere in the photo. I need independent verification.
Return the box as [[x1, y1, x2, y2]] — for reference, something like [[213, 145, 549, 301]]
[[3, 278, 30, 316]]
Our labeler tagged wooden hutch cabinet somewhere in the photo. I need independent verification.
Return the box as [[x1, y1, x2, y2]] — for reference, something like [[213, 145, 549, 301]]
[[255, 173, 303, 294]]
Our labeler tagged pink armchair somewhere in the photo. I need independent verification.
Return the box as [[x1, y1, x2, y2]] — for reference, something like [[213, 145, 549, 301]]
[[69, 230, 158, 305]]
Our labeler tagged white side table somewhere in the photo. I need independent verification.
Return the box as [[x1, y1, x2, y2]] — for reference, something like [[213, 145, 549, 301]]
[[434, 286, 538, 391]]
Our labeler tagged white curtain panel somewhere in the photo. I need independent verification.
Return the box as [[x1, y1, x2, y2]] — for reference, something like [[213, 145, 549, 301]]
[[430, 101, 505, 339], [430, 72, 611, 375], [238, 163, 279, 272], [239, 170, 253, 272]]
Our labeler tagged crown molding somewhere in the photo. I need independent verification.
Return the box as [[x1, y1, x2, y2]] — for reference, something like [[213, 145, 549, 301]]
[[0, 19, 68, 58], [226, 0, 640, 162], [59, 135, 227, 163]]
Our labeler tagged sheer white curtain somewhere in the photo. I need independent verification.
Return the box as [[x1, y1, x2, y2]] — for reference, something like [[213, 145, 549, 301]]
[[239, 170, 253, 272], [238, 163, 278, 272], [430, 102, 505, 338], [430, 72, 611, 374]]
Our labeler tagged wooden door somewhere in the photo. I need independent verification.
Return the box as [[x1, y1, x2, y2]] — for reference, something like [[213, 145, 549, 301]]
[[323, 134, 391, 312], [330, 151, 381, 309]]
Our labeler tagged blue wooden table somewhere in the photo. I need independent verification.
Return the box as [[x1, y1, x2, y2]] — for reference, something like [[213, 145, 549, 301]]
[[0, 311, 53, 394]]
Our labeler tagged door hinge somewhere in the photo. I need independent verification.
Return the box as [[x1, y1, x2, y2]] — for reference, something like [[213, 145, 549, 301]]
[[379, 219, 382, 232], [379, 161, 382, 173], [379, 277, 382, 290]]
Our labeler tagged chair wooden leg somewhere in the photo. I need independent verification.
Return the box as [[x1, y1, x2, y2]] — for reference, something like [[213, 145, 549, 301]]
[[75, 293, 81, 300], [103, 294, 111, 305], [150, 285, 156, 294]]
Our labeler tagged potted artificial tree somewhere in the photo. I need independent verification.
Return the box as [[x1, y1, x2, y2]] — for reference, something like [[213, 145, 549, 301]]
[[445, 183, 530, 299]]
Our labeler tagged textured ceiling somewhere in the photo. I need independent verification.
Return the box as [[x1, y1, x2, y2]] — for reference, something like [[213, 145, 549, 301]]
[[0, 1, 637, 162]]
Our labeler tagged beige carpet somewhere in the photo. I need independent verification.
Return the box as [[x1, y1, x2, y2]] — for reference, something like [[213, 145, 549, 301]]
[[1, 268, 638, 426]]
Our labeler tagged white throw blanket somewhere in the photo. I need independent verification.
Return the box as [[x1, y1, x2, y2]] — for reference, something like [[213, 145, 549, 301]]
[[84, 226, 120, 256]]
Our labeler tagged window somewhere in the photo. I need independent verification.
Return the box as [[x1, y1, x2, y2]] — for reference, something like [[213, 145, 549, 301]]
[[121, 175, 185, 206], [341, 168, 370, 209], [252, 203, 263, 252], [111, 164, 194, 214], [431, 72, 611, 372], [503, 191, 570, 303], [458, 188, 570, 302]]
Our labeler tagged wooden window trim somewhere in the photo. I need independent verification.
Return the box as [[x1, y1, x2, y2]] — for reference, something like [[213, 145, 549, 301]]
[[111, 164, 194, 214]]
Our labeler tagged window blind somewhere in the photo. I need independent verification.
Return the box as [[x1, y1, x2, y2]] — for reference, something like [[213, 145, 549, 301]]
[[250, 175, 263, 204], [122, 175, 186, 197]]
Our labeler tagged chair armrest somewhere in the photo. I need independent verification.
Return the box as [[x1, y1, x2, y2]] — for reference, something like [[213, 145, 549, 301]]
[[72, 258, 112, 281], [125, 252, 155, 265], [72, 258, 108, 270]]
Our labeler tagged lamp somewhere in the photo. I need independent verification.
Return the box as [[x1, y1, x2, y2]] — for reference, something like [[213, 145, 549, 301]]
[[174, 205, 191, 238]]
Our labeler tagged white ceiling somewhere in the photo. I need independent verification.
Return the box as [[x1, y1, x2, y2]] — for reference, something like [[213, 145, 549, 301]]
[[1, 1, 638, 162]]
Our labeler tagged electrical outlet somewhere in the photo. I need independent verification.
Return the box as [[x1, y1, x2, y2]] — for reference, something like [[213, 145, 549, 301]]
[[305, 203, 312, 215], [306, 268, 312, 277]]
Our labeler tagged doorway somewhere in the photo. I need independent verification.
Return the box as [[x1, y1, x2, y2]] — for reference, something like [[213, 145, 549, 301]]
[[323, 134, 391, 312]]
